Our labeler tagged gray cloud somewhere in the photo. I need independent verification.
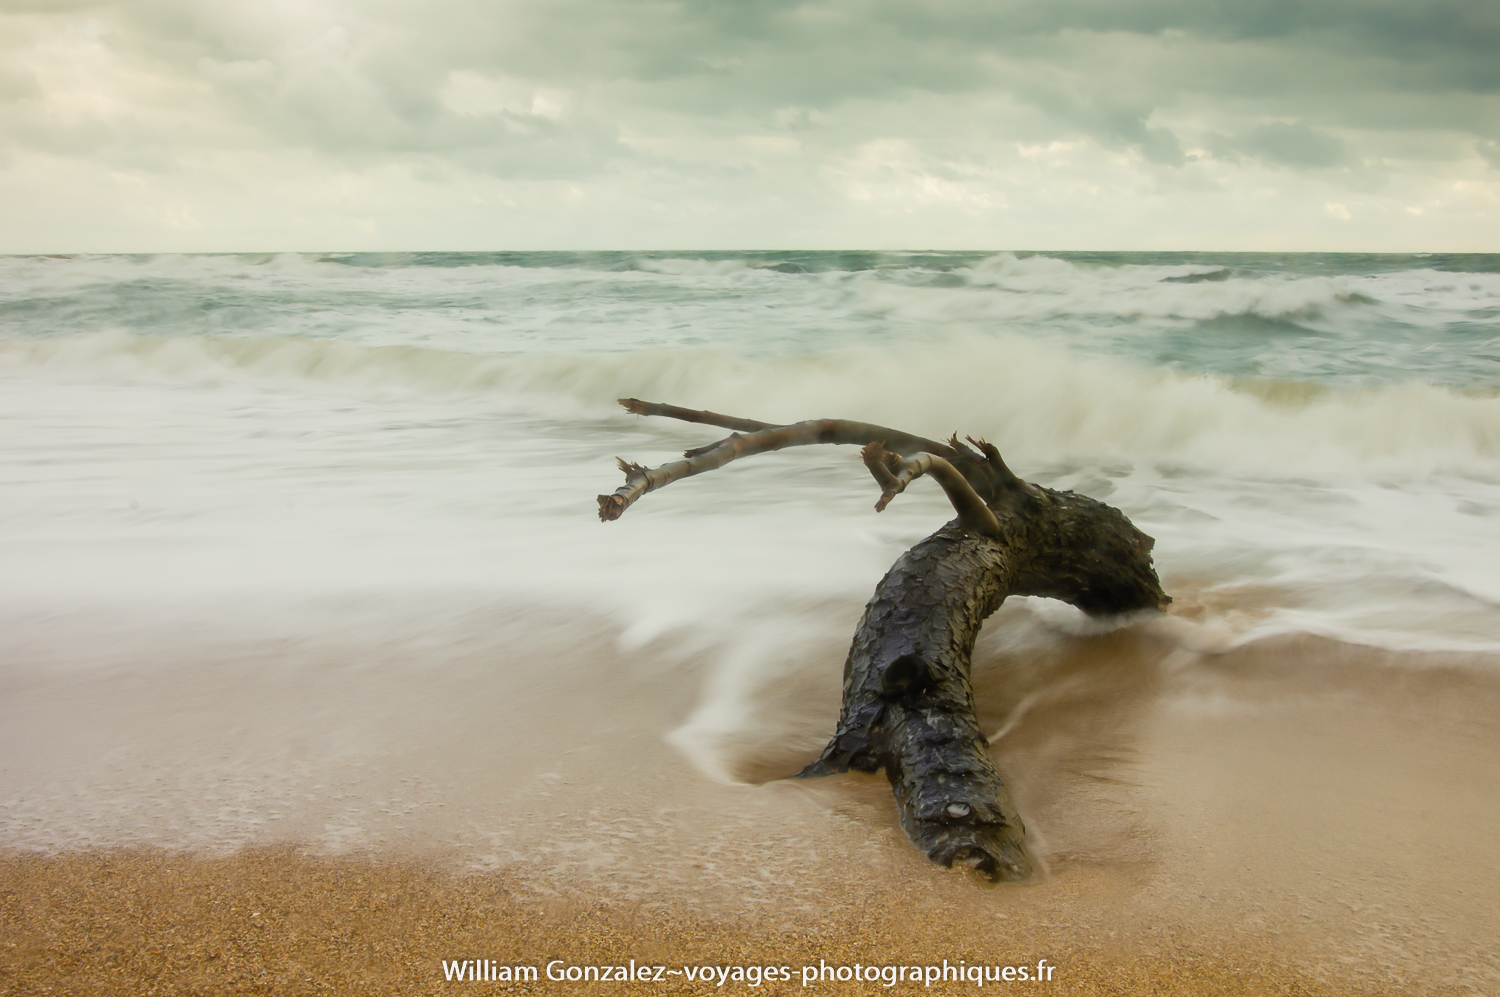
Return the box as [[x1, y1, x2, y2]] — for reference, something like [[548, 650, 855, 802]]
[[0, 0, 1496, 251], [0, 58, 38, 102], [1238, 121, 1350, 168], [5, 0, 1495, 169]]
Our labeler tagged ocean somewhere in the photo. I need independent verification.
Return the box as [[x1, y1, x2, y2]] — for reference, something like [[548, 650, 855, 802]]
[[4, 250, 1497, 650], [3, 251, 1500, 988]]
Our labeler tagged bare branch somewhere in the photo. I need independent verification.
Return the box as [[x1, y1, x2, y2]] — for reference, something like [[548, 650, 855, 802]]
[[601, 399, 1033, 521], [619, 398, 773, 433], [599, 419, 887, 521], [618, 398, 958, 461], [861, 442, 1001, 538]]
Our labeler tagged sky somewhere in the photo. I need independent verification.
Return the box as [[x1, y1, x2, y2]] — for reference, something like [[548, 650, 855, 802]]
[[1, 0, 1498, 252]]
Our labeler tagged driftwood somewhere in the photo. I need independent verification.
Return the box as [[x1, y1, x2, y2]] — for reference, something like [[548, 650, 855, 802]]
[[598, 399, 1169, 880]]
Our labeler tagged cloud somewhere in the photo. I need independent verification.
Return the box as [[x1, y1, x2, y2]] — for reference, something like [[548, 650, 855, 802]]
[[1236, 121, 1350, 168], [1479, 139, 1500, 170], [5, 1, 1494, 160], [0, 0, 1496, 249]]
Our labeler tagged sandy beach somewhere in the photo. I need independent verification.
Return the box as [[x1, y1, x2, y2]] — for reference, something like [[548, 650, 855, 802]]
[[4, 597, 1499, 995], [0, 847, 1405, 996]]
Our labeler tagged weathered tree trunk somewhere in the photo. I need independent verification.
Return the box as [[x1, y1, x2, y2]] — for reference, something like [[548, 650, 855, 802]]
[[598, 400, 1169, 881]]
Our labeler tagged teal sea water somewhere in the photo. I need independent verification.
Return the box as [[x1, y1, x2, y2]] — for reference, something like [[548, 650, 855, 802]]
[[2, 249, 1499, 856], [4, 250, 1499, 383]]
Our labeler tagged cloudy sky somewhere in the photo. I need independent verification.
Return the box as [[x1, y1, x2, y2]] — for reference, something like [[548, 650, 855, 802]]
[[2, 0, 1497, 252]]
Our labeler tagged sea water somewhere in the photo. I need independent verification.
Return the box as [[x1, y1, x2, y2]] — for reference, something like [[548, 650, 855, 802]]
[[4, 251, 1496, 643], [1, 251, 1498, 870]]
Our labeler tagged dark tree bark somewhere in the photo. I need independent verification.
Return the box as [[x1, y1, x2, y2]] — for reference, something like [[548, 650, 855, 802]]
[[599, 400, 1170, 881]]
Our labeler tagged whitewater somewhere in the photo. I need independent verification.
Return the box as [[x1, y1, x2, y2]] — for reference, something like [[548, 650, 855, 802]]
[[3, 250, 1497, 656]]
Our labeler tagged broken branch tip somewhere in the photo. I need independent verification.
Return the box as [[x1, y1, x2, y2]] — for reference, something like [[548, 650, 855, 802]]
[[596, 494, 625, 522]]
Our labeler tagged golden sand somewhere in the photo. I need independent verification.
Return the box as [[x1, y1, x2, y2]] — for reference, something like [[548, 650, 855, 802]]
[[2, 847, 1404, 996], [4, 607, 1498, 995]]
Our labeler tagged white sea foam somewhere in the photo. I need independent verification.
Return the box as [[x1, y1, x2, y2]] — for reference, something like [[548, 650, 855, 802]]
[[2, 251, 1498, 658], [4, 330, 1496, 476]]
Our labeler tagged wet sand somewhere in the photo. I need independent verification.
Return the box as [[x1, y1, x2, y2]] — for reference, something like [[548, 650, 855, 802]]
[[3, 599, 1499, 994]]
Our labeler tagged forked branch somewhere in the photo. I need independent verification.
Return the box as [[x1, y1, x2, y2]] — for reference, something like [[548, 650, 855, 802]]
[[599, 398, 1025, 523], [597, 419, 886, 522], [860, 442, 1001, 537]]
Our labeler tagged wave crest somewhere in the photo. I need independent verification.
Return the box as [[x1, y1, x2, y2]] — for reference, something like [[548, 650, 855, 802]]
[[6, 331, 1498, 477]]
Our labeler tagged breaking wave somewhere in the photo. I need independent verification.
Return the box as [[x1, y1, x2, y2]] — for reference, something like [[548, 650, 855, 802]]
[[5, 329, 1497, 479]]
